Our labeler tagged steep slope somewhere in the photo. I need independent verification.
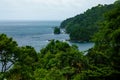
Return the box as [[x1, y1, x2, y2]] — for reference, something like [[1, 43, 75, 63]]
[[60, 4, 114, 42]]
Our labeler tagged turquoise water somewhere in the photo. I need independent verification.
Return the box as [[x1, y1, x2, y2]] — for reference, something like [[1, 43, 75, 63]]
[[0, 21, 94, 51]]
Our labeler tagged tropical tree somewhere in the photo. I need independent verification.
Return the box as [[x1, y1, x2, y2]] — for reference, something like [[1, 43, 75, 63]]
[[86, 1, 120, 80], [0, 34, 18, 72], [37, 40, 88, 80]]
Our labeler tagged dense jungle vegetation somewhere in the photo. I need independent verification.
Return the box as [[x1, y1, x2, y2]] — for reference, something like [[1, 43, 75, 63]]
[[60, 1, 119, 42], [0, 0, 120, 80]]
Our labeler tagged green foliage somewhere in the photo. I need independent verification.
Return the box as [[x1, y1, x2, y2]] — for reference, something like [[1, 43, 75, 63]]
[[34, 68, 65, 80], [60, 4, 114, 41], [0, 1, 120, 80], [37, 40, 88, 80], [0, 34, 18, 72], [54, 27, 61, 34], [6, 46, 38, 80], [86, 1, 120, 80]]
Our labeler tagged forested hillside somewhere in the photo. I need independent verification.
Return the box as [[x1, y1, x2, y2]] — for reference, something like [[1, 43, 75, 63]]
[[0, 0, 120, 80], [60, 3, 115, 42]]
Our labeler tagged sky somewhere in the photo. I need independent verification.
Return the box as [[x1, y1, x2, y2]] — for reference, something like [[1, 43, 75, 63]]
[[0, 0, 116, 21]]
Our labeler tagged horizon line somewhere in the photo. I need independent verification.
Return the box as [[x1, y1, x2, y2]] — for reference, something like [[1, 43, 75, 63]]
[[0, 20, 63, 22]]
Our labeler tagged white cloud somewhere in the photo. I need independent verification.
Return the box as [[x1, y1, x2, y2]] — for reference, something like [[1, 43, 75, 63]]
[[0, 0, 116, 20]]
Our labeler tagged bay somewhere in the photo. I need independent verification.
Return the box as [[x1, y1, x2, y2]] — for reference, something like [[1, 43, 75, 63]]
[[0, 21, 94, 52]]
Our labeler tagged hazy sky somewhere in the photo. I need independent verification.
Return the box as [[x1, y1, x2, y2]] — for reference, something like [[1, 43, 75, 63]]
[[0, 0, 116, 21]]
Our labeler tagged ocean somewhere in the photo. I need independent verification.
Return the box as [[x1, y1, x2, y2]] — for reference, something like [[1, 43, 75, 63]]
[[0, 21, 94, 52]]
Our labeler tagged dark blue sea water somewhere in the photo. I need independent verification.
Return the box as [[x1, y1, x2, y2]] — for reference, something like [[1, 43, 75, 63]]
[[0, 21, 94, 51]]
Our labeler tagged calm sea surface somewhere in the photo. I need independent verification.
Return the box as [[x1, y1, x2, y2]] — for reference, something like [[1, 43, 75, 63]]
[[0, 21, 94, 51]]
